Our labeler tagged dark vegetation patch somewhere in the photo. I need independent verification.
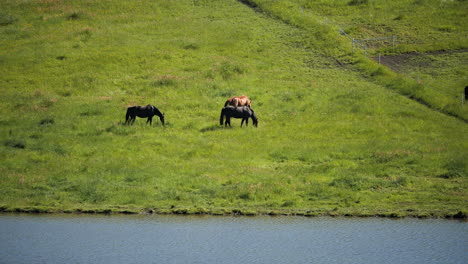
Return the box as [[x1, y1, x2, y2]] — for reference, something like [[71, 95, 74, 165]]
[[439, 157, 466, 179], [200, 125, 223, 133], [80, 109, 102, 117], [182, 43, 199, 50], [348, 0, 368, 6], [238, 0, 258, 9], [4, 139, 26, 149], [452, 210, 467, 219], [375, 50, 468, 73], [105, 124, 136, 136], [67, 12, 83, 20], [78, 28, 93, 42], [39, 118, 55, 126], [0, 13, 17, 25], [151, 75, 177, 87], [372, 150, 412, 163], [2, 205, 466, 219]]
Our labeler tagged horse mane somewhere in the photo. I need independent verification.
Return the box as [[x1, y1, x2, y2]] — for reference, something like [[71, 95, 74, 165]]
[[150, 104, 163, 117]]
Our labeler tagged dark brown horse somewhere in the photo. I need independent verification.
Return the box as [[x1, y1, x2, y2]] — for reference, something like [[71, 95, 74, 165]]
[[220, 106, 258, 127], [125, 104, 165, 125], [224, 95, 251, 108]]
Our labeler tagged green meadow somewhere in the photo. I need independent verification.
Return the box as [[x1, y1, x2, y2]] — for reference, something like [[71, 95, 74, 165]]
[[0, 0, 467, 217]]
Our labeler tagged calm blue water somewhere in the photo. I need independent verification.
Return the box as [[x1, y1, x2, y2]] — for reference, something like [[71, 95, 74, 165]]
[[0, 214, 466, 264]]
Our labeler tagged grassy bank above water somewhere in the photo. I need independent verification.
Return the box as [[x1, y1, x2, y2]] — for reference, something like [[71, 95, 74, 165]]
[[0, 0, 467, 217]]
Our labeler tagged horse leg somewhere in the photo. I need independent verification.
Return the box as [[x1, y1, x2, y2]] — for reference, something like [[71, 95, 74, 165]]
[[147, 116, 153, 125]]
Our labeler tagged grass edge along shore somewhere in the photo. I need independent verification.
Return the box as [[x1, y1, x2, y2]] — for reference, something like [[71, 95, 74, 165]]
[[1, 204, 467, 219]]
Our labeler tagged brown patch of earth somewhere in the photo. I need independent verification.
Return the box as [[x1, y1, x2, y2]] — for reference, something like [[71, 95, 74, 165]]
[[373, 49, 468, 73]]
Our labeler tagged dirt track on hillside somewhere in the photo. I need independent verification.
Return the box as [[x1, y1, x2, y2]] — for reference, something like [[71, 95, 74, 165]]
[[372, 49, 468, 73]]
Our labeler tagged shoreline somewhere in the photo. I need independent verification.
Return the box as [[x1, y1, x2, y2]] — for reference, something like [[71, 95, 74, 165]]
[[1, 206, 466, 220]]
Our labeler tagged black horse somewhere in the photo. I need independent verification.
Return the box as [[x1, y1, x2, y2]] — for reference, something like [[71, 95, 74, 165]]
[[125, 104, 165, 125], [220, 106, 258, 127]]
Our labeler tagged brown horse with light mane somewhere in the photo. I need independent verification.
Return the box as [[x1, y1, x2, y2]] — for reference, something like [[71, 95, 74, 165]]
[[224, 95, 251, 108]]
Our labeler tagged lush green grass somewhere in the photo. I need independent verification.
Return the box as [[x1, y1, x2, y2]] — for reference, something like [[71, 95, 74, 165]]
[[0, 0, 467, 217], [303, 0, 468, 119], [379, 50, 468, 116], [301, 0, 468, 53]]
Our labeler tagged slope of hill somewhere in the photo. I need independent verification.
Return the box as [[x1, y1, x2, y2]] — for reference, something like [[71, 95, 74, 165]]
[[242, 0, 468, 120], [0, 0, 466, 217]]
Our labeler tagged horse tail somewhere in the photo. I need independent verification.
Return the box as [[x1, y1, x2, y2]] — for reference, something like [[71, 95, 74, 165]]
[[125, 108, 130, 123], [224, 100, 230, 107], [220, 108, 225, 125]]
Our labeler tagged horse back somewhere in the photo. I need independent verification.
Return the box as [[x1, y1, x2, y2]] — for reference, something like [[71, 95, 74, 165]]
[[126, 106, 137, 113], [126, 105, 151, 118], [225, 95, 251, 107], [224, 106, 250, 118]]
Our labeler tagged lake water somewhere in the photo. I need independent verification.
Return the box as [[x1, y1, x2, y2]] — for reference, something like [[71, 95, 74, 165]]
[[0, 214, 466, 264]]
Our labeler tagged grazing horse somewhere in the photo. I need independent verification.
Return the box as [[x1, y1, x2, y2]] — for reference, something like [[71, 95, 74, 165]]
[[125, 104, 165, 125], [220, 106, 258, 127], [224, 95, 251, 108]]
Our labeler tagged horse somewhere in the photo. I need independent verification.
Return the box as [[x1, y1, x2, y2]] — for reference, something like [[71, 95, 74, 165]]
[[125, 104, 165, 126], [224, 95, 251, 108], [220, 106, 258, 127]]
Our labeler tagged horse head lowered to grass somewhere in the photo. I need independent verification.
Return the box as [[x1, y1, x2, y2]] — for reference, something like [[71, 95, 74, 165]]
[[220, 106, 258, 127], [224, 95, 251, 108], [125, 104, 165, 126]]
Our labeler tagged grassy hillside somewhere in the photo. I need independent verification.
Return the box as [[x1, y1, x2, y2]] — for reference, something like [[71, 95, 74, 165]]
[[302, 0, 468, 53], [378, 50, 467, 112], [299, 0, 468, 119], [0, 0, 467, 217], [244, 0, 468, 123]]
